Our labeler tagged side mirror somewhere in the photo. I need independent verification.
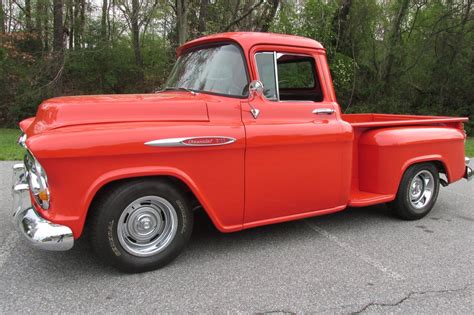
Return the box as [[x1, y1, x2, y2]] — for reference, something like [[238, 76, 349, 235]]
[[248, 80, 264, 100], [247, 80, 263, 119]]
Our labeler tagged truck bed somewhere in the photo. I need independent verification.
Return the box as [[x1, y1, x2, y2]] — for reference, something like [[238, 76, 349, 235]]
[[342, 113, 468, 128], [344, 113, 468, 207]]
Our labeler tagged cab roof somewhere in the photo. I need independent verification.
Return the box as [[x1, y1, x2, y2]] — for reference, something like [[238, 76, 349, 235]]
[[177, 32, 325, 56]]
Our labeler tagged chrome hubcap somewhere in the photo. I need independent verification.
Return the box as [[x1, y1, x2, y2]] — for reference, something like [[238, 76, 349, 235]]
[[409, 170, 435, 210], [117, 196, 178, 257]]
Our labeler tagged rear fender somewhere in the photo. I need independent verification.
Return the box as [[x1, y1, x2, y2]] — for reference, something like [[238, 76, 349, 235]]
[[358, 126, 465, 195], [401, 155, 450, 182]]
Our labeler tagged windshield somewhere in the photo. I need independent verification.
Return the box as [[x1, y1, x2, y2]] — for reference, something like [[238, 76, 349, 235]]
[[164, 43, 249, 97]]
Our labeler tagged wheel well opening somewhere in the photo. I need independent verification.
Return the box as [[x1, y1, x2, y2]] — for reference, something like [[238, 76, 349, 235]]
[[84, 175, 204, 236], [432, 160, 446, 174], [432, 161, 449, 185], [406, 160, 448, 186]]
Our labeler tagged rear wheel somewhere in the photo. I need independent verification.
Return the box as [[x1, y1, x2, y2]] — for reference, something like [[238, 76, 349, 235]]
[[389, 163, 440, 220], [90, 179, 193, 273]]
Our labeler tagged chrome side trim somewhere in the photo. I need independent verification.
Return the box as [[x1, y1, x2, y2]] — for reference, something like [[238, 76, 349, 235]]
[[145, 136, 237, 147], [145, 138, 189, 147]]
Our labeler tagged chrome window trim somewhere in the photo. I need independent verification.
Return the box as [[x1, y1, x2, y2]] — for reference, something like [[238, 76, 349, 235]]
[[273, 51, 280, 101], [254, 52, 278, 101]]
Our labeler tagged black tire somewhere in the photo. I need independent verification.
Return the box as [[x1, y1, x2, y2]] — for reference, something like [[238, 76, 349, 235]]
[[388, 163, 440, 220], [90, 178, 193, 273]]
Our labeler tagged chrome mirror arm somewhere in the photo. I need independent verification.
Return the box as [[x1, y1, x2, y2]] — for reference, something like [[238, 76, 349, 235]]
[[248, 80, 264, 119]]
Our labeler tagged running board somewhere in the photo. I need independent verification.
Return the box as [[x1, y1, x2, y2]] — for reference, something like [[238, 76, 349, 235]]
[[349, 190, 395, 207]]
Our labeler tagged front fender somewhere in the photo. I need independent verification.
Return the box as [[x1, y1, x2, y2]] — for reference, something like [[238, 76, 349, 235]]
[[27, 122, 246, 239], [81, 166, 242, 236]]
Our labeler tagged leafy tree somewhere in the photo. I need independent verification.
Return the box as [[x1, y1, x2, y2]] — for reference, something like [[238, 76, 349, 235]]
[[0, 0, 471, 133]]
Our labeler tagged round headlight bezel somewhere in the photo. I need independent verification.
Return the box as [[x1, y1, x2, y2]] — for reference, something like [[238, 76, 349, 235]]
[[24, 150, 50, 210], [18, 133, 27, 148]]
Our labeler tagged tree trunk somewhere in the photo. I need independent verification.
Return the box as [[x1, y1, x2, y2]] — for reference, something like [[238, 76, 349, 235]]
[[382, 0, 409, 84], [0, 1, 5, 34], [241, 0, 253, 30], [257, 0, 279, 32], [109, 0, 116, 44], [25, 0, 33, 31], [73, 0, 80, 48], [100, 0, 108, 42], [223, 0, 264, 32], [43, 0, 49, 50], [176, 0, 188, 45], [8, 0, 13, 32], [332, 0, 352, 52], [35, 0, 43, 38], [53, 0, 64, 52], [131, 0, 143, 67], [67, 0, 74, 49], [79, 0, 85, 47], [198, 0, 208, 35]]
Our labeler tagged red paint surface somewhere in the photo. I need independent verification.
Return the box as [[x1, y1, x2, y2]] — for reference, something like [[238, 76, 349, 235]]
[[19, 32, 469, 238]]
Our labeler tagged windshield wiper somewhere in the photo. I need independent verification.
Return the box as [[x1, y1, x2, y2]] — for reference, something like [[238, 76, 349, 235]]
[[160, 87, 198, 95]]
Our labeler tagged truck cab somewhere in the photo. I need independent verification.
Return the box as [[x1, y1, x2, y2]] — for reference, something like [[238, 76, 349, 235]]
[[12, 32, 472, 273]]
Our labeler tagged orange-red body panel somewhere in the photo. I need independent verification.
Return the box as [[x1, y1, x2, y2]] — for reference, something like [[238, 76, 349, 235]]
[[19, 32, 469, 239], [357, 126, 466, 194]]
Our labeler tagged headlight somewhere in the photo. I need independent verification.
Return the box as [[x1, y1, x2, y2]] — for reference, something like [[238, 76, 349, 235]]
[[18, 133, 27, 148], [24, 151, 50, 210]]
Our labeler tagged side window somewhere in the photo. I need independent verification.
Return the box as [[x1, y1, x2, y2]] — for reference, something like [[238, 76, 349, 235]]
[[277, 57, 315, 89], [255, 52, 323, 102], [255, 53, 277, 100]]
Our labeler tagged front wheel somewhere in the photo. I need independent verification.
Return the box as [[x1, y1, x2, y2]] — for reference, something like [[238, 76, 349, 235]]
[[388, 163, 440, 220], [90, 179, 193, 273]]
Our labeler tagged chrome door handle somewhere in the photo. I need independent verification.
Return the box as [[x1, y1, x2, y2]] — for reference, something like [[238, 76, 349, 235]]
[[312, 108, 335, 115]]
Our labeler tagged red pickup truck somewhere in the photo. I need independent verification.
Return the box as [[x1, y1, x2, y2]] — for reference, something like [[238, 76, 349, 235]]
[[12, 32, 472, 272]]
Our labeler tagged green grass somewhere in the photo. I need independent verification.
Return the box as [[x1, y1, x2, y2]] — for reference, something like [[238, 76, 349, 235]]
[[0, 128, 473, 161], [466, 137, 474, 157], [0, 129, 25, 161]]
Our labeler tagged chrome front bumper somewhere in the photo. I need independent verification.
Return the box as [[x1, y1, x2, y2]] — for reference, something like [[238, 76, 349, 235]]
[[12, 163, 73, 251], [465, 157, 473, 181]]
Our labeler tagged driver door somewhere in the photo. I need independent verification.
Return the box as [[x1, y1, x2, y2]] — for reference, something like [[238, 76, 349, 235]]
[[242, 49, 349, 226]]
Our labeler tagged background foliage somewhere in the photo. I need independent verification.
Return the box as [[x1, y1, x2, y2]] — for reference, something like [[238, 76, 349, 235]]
[[0, 0, 472, 133]]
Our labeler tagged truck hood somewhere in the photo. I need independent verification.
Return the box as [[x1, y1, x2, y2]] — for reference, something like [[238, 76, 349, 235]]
[[25, 93, 209, 135]]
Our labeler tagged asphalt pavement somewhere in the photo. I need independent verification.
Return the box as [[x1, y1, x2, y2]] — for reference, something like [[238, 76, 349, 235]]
[[0, 161, 472, 313]]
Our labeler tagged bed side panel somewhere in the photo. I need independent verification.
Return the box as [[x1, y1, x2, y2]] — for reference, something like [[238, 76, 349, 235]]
[[358, 127, 466, 195]]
